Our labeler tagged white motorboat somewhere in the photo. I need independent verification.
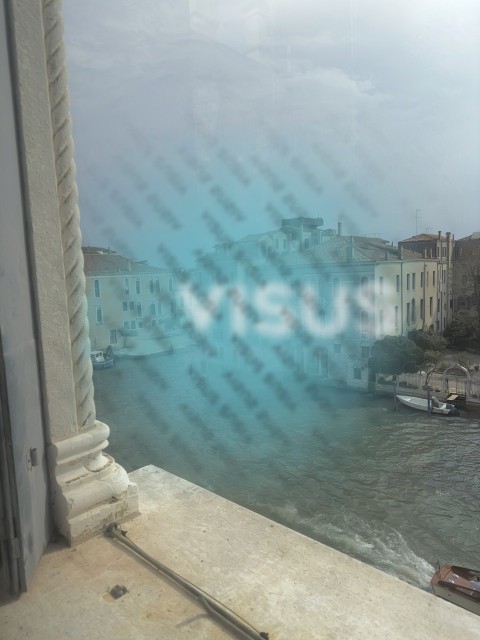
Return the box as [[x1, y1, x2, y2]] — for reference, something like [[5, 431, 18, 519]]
[[90, 346, 115, 370], [396, 394, 460, 415]]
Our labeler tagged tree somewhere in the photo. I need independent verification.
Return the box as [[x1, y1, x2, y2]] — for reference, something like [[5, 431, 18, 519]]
[[454, 243, 480, 324], [444, 313, 479, 350], [119, 327, 134, 348], [369, 335, 425, 379], [422, 350, 444, 387], [408, 329, 447, 352]]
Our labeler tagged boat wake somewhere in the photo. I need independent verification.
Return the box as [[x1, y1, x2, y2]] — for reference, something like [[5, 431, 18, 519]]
[[264, 501, 434, 589]]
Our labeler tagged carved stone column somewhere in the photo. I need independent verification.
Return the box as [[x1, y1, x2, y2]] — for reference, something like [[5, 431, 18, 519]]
[[43, 0, 139, 543], [8, 0, 138, 543]]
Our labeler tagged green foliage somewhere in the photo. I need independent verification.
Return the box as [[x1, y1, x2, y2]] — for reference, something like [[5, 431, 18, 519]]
[[118, 327, 137, 348], [369, 335, 425, 377], [444, 314, 480, 350], [423, 350, 443, 367], [408, 329, 447, 352], [435, 361, 447, 373]]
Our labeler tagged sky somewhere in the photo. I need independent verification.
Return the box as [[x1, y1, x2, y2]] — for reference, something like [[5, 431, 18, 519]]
[[63, 0, 480, 269]]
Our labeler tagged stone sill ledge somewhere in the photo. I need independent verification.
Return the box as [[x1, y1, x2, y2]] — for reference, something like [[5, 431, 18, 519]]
[[1, 465, 478, 639]]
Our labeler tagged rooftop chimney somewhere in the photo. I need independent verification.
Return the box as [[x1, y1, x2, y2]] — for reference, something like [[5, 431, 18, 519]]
[[446, 232, 452, 261], [338, 221, 342, 237]]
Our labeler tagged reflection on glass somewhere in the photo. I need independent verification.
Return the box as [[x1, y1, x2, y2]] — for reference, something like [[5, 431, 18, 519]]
[[63, 1, 480, 588]]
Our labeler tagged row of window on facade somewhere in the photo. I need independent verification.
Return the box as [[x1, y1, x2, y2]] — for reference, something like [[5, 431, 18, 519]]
[[120, 300, 175, 316], [204, 271, 447, 297], [198, 270, 449, 299], [332, 344, 372, 359], [305, 349, 365, 381], [338, 273, 444, 297], [93, 276, 174, 298], [339, 270, 447, 296], [319, 269, 447, 296], [102, 327, 168, 345], [94, 302, 175, 325], [396, 268, 447, 292], [94, 299, 439, 333], [300, 295, 441, 337], [107, 319, 159, 333]]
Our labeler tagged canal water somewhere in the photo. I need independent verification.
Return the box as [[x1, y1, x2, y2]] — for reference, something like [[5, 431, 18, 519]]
[[93, 349, 480, 590]]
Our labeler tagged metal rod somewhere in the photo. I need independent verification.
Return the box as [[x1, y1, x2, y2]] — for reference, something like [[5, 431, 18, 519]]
[[105, 522, 270, 640]]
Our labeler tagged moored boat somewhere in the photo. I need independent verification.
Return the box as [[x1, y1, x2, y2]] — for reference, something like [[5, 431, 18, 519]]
[[90, 346, 115, 369], [396, 394, 460, 416], [431, 565, 480, 615]]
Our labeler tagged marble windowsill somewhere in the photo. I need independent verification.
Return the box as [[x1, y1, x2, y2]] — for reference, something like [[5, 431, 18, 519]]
[[1, 465, 478, 640]]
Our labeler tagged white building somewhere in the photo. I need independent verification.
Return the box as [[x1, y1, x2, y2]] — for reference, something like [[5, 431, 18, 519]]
[[83, 247, 178, 352], [187, 229, 443, 389]]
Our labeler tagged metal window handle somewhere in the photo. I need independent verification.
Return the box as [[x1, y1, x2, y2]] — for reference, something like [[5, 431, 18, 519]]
[[27, 448, 39, 469]]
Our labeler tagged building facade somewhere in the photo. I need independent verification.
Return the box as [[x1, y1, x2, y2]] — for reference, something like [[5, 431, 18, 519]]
[[452, 232, 480, 317], [398, 231, 454, 331], [83, 247, 179, 351], [185, 223, 444, 389]]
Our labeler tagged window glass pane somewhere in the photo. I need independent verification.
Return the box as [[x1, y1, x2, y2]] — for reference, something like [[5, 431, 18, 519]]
[[67, 1, 479, 589]]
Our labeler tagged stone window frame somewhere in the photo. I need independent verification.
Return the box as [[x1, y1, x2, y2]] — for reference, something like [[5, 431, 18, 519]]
[[7, 0, 138, 545]]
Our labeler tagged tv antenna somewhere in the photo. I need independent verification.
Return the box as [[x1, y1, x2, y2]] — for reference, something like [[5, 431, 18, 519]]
[[413, 209, 422, 235]]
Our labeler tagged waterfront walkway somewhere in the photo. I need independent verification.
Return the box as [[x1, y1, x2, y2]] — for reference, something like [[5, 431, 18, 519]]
[[113, 336, 480, 405], [115, 332, 196, 358], [377, 366, 480, 409]]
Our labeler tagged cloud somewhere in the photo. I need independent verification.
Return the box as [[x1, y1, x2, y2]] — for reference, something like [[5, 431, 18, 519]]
[[63, 0, 480, 261]]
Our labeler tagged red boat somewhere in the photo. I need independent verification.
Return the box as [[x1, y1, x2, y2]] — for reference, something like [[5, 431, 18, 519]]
[[431, 565, 480, 615]]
